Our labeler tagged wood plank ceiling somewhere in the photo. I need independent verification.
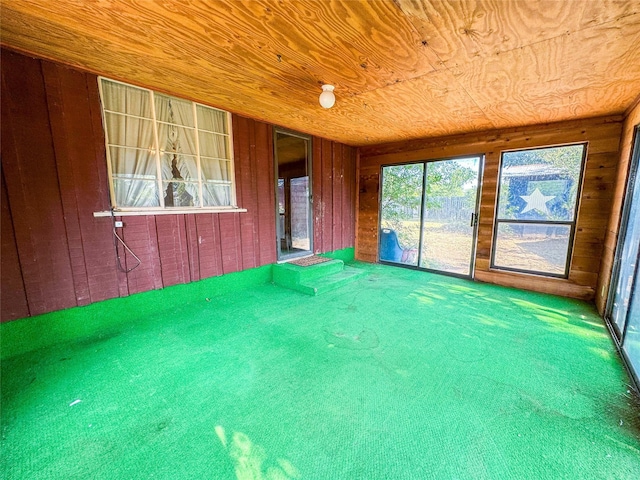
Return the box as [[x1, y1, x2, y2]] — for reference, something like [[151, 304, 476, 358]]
[[1, 0, 639, 146]]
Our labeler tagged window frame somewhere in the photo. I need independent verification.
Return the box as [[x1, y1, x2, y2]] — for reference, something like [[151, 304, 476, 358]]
[[490, 142, 588, 278], [96, 77, 242, 216]]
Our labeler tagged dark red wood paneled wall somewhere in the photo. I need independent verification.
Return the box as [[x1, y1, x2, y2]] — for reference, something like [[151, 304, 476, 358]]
[[0, 49, 356, 321], [1, 53, 82, 317], [0, 172, 29, 319], [312, 138, 356, 254]]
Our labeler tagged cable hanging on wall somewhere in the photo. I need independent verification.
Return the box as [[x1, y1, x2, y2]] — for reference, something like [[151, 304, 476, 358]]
[[110, 209, 141, 273]]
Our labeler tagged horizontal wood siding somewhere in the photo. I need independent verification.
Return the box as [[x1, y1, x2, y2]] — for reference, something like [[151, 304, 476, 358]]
[[357, 116, 623, 301], [596, 99, 640, 314], [0, 50, 356, 321]]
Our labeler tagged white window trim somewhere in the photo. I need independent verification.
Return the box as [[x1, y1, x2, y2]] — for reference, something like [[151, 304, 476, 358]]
[[95, 77, 240, 215], [93, 206, 247, 217]]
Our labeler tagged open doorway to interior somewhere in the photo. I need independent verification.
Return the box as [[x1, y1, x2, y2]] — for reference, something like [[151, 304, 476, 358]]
[[274, 129, 312, 261]]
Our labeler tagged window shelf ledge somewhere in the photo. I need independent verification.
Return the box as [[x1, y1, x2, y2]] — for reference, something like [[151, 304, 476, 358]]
[[93, 207, 247, 217]]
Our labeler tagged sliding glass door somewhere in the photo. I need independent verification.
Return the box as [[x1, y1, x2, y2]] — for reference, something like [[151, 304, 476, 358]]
[[607, 127, 640, 386], [379, 156, 483, 278], [622, 268, 640, 385], [420, 157, 482, 276], [609, 182, 640, 337]]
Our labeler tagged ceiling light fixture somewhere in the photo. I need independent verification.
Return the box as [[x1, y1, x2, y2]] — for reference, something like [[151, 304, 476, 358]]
[[319, 84, 335, 109]]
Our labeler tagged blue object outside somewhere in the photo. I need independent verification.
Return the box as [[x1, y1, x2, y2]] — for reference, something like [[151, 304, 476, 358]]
[[379, 228, 403, 262]]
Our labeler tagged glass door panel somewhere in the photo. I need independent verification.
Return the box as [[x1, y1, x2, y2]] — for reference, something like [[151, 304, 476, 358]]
[[622, 264, 640, 381], [274, 130, 312, 260], [379, 164, 424, 266], [610, 201, 640, 335], [419, 157, 482, 276], [290, 176, 310, 251], [609, 126, 640, 387], [608, 128, 640, 338]]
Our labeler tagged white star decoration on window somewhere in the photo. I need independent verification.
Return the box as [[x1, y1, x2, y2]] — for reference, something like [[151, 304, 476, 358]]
[[520, 188, 555, 215]]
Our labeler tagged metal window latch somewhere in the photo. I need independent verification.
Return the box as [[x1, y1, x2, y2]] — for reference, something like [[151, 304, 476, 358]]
[[470, 213, 479, 227]]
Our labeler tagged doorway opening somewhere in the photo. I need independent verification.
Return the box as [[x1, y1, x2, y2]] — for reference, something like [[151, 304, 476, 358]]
[[274, 129, 312, 261]]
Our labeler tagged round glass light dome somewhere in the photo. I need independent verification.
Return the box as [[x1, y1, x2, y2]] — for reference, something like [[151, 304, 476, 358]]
[[319, 84, 335, 109]]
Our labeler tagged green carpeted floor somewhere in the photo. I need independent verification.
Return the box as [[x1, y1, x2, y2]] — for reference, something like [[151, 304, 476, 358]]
[[2, 262, 639, 479]]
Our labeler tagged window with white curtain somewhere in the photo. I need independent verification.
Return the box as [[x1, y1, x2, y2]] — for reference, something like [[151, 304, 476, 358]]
[[98, 78, 236, 211]]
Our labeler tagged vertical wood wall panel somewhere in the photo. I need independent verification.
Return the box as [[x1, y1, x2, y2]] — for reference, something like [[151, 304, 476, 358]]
[[84, 76, 124, 303], [185, 214, 201, 282], [155, 215, 190, 287], [120, 216, 163, 294], [342, 146, 355, 250], [255, 122, 277, 265], [332, 143, 343, 250], [195, 214, 222, 279], [42, 62, 121, 305], [247, 120, 262, 268], [0, 50, 357, 321], [233, 116, 258, 271], [44, 65, 91, 306], [356, 171, 380, 263], [312, 138, 324, 253], [218, 213, 242, 274], [348, 146, 357, 249], [176, 217, 193, 284], [114, 216, 131, 298], [357, 116, 623, 301], [341, 146, 350, 250], [1, 50, 78, 315], [310, 139, 356, 253], [0, 172, 29, 321], [321, 138, 334, 252]]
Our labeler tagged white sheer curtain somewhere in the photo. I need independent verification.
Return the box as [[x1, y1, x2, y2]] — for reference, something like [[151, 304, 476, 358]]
[[155, 94, 199, 206], [101, 79, 233, 208], [197, 106, 230, 206], [102, 81, 159, 207], [101, 81, 151, 118]]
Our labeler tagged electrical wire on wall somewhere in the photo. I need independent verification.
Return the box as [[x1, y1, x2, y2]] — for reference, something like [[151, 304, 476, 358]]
[[110, 209, 141, 273]]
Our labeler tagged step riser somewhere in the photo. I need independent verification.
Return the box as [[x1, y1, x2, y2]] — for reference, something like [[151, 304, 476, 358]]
[[300, 268, 368, 296], [300, 261, 345, 281], [272, 260, 366, 295]]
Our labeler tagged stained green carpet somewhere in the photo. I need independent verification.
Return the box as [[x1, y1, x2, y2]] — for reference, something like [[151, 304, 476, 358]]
[[2, 263, 639, 479]]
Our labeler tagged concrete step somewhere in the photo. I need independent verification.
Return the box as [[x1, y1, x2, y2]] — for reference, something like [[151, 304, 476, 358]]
[[298, 266, 367, 296], [272, 259, 344, 287], [272, 259, 366, 295]]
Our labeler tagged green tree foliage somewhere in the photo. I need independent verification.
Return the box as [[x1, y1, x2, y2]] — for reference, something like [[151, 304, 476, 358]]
[[426, 161, 476, 199], [502, 144, 583, 177], [381, 163, 424, 223], [380, 161, 477, 246], [501, 144, 584, 220]]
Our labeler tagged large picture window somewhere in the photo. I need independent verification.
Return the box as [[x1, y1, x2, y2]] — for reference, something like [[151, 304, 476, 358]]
[[98, 78, 236, 211], [491, 144, 587, 277]]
